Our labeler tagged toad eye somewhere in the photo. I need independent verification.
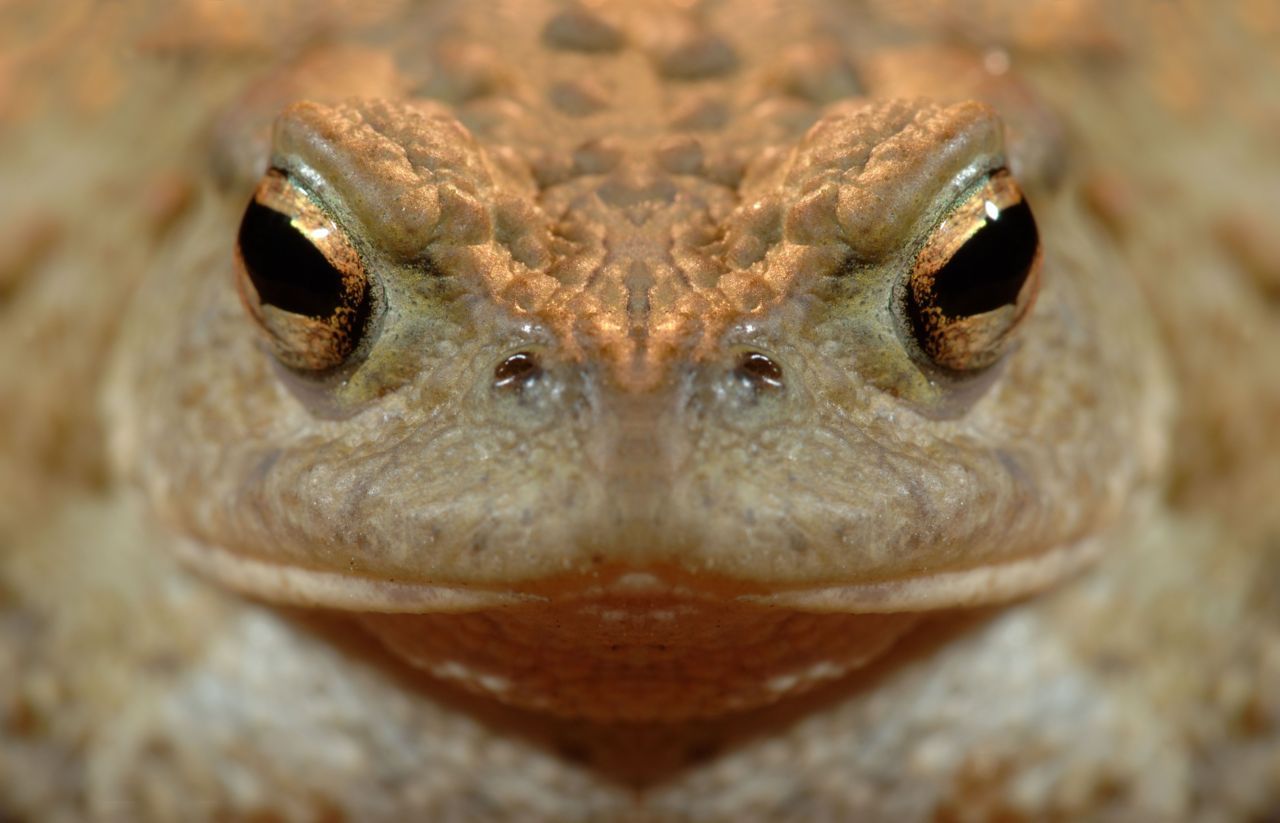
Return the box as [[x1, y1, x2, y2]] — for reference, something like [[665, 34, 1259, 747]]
[[235, 169, 372, 372], [905, 170, 1041, 372]]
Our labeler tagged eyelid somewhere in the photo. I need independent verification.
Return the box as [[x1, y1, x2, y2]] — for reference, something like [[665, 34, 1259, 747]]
[[917, 170, 1026, 278], [249, 170, 364, 285]]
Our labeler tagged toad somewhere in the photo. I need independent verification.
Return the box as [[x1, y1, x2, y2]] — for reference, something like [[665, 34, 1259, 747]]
[[2, 0, 1278, 819]]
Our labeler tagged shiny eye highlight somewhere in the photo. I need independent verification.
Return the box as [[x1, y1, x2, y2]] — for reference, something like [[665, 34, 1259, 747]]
[[235, 169, 371, 372], [906, 170, 1041, 371]]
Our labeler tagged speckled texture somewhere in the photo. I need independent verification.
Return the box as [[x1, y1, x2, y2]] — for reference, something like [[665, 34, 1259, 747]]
[[82, 0, 1174, 722], [2, 0, 1279, 819]]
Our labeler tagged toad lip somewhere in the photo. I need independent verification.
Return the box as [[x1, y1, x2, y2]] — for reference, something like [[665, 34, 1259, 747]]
[[172, 531, 1102, 615]]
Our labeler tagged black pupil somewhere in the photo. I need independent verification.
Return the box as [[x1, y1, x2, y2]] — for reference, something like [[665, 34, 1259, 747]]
[[238, 199, 347, 318], [932, 199, 1038, 317]]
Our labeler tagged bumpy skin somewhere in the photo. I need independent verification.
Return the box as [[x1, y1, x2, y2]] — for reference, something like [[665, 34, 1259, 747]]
[[2, 0, 1280, 820], [108, 0, 1168, 722]]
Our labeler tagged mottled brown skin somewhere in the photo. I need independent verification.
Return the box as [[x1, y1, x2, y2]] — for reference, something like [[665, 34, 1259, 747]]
[[107, 0, 1166, 721], [3, 0, 1280, 819]]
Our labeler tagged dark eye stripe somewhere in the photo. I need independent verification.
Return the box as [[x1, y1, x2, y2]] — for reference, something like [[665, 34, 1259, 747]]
[[905, 171, 1042, 372], [238, 200, 349, 319], [234, 170, 372, 373], [930, 199, 1039, 318]]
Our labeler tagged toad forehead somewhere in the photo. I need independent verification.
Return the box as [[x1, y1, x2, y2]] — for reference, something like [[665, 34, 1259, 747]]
[[268, 97, 1005, 385]]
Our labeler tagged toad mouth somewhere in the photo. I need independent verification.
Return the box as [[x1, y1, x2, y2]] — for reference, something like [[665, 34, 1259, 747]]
[[170, 533, 1104, 720], [172, 532, 1104, 615]]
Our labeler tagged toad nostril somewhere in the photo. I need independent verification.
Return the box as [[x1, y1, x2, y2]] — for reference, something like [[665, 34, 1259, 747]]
[[736, 351, 784, 389], [494, 352, 543, 389]]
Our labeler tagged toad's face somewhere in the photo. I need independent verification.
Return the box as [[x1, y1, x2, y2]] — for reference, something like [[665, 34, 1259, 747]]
[[108, 9, 1169, 720]]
